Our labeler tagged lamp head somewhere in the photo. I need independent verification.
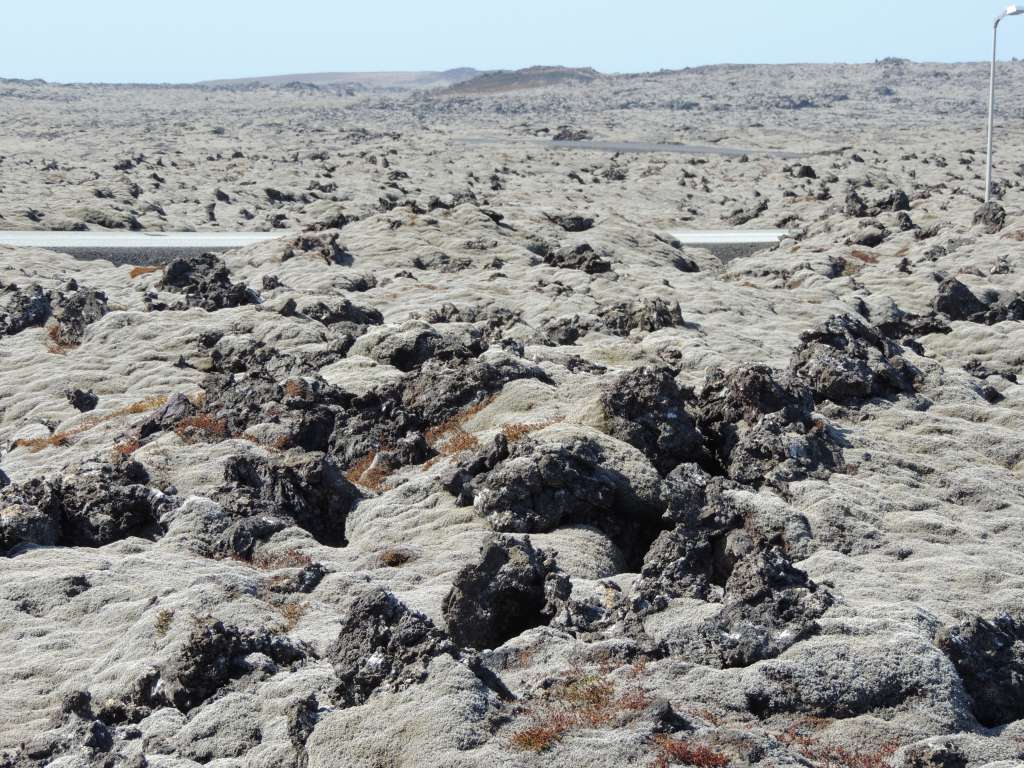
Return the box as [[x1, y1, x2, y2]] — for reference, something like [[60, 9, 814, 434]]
[[1004, 4, 1024, 16]]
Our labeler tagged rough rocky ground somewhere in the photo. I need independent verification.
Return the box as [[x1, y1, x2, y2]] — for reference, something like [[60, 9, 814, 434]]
[[2, 62, 1024, 767]]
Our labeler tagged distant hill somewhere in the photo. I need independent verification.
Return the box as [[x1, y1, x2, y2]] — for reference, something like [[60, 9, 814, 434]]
[[199, 68, 480, 90], [447, 66, 603, 94]]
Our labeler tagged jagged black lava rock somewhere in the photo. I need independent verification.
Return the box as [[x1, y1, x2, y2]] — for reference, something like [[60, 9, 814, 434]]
[[696, 365, 841, 485], [219, 452, 360, 548], [0, 282, 51, 336], [52, 287, 108, 346], [669, 548, 832, 668], [600, 365, 707, 474], [159, 619, 306, 712], [544, 243, 612, 274], [789, 314, 921, 404], [365, 324, 488, 372], [402, 355, 552, 425], [299, 297, 383, 332], [328, 587, 456, 706], [475, 436, 664, 567], [159, 253, 260, 311], [933, 277, 1024, 325], [598, 297, 685, 337], [442, 534, 568, 650], [544, 212, 595, 232], [935, 613, 1024, 727], [63, 387, 98, 412], [0, 461, 166, 553]]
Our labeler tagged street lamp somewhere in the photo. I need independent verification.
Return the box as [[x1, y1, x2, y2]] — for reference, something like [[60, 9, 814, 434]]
[[986, 4, 1024, 202]]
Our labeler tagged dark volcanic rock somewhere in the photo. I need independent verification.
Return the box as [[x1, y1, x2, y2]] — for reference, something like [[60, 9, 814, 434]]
[[544, 243, 612, 274], [844, 189, 868, 218], [328, 588, 456, 706], [670, 548, 832, 668], [442, 534, 567, 650], [160, 620, 306, 712], [52, 287, 108, 346], [0, 461, 166, 553], [789, 314, 921, 403], [935, 613, 1024, 727], [934, 277, 987, 321], [697, 365, 841, 485], [63, 388, 98, 412], [972, 202, 1006, 234], [402, 355, 552, 425], [544, 213, 595, 232], [58, 461, 165, 547], [474, 436, 663, 567], [220, 452, 360, 548], [600, 365, 707, 474], [0, 282, 51, 336], [598, 297, 685, 337], [362, 324, 487, 372], [159, 253, 260, 311], [723, 198, 768, 226]]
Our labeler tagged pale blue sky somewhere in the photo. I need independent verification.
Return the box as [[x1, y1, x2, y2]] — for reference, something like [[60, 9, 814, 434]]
[[2, 0, 1020, 83]]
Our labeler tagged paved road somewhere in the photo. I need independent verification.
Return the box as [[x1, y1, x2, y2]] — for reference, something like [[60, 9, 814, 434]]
[[0, 229, 786, 266], [0, 231, 285, 266], [456, 137, 806, 158]]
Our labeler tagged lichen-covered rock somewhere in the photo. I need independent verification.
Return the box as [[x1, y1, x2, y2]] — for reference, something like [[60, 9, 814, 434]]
[[402, 354, 551, 425], [789, 314, 921, 403], [442, 534, 568, 650], [972, 201, 1006, 234], [544, 243, 611, 273], [351, 321, 487, 372], [159, 619, 306, 712], [327, 588, 456, 706], [669, 548, 833, 668]]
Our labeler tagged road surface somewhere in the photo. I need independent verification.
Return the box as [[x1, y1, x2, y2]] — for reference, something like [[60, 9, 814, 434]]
[[456, 137, 806, 158], [0, 229, 787, 265], [0, 231, 284, 266]]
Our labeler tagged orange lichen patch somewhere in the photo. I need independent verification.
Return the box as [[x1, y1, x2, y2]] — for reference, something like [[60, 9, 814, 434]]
[[14, 394, 169, 453], [174, 414, 229, 443], [650, 736, 730, 768], [501, 417, 564, 443], [111, 438, 142, 459], [129, 265, 163, 278], [377, 547, 415, 567], [424, 397, 495, 456], [345, 450, 392, 492]]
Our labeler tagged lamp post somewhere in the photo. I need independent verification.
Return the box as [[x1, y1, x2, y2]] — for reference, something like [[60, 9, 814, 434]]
[[986, 4, 1024, 202]]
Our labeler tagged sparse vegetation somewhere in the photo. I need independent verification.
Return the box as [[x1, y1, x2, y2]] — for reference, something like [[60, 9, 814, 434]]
[[129, 265, 163, 278], [377, 547, 415, 567], [425, 397, 494, 456], [650, 736, 730, 768], [501, 416, 564, 443], [277, 600, 308, 631], [778, 724, 900, 768], [15, 394, 168, 453], [174, 413, 229, 443], [507, 664, 650, 752], [154, 608, 175, 637], [345, 450, 392, 492]]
